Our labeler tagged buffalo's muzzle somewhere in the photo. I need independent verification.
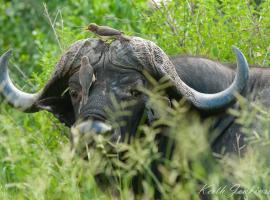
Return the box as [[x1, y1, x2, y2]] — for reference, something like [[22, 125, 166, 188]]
[[70, 120, 121, 158], [70, 120, 119, 156]]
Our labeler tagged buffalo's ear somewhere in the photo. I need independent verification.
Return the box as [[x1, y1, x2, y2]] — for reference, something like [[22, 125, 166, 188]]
[[35, 92, 75, 127]]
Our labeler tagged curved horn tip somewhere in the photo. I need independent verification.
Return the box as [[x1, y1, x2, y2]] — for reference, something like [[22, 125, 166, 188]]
[[231, 45, 239, 51], [0, 50, 13, 68], [231, 45, 249, 70], [1, 49, 13, 60], [231, 46, 244, 57]]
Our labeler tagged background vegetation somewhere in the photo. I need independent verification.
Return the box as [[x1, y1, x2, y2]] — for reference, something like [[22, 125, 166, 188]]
[[0, 0, 269, 199]]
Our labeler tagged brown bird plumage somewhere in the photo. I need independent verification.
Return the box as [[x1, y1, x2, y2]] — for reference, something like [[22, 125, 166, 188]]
[[79, 56, 94, 112], [86, 23, 130, 42]]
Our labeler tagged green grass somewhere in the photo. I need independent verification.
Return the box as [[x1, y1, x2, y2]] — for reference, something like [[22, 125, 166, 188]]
[[0, 0, 270, 199]]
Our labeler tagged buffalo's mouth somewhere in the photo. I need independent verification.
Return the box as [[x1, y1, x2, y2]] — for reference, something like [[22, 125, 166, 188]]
[[70, 119, 121, 157]]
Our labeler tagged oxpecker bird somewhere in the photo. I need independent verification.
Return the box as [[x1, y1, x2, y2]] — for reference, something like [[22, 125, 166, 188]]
[[79, 56, 95, 112], [86, 23, 130, 42]]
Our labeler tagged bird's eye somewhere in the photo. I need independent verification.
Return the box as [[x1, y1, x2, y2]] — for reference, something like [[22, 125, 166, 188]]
[[70, 89, 79, 99], [130, 89, 141, 97]]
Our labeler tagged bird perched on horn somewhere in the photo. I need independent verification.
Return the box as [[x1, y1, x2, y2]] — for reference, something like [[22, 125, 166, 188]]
[[86, 23, 130, 43]]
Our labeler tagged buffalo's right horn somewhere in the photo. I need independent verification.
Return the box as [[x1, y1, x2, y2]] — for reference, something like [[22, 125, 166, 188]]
[[0, 50, 39, 112]]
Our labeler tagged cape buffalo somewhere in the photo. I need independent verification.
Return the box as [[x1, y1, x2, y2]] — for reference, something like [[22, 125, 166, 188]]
[[0, 37, 251, 155]]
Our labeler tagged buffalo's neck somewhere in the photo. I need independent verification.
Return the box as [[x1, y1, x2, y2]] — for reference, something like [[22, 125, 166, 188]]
[[170, 56, 270, 154], [246, 68, 270, 107], [171, 56, 239, 153]]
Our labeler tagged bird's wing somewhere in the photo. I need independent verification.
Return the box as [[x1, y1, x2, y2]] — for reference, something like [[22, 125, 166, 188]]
[[97, 26, 122, 36], [79, 56, 94, 98]]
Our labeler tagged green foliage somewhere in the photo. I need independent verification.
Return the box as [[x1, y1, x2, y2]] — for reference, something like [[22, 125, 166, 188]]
[[140, 0, 270, 65], [0, 0, 270, 199]]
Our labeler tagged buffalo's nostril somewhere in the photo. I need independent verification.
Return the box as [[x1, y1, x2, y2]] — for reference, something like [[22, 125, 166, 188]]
[[73, 120, 112, 134]]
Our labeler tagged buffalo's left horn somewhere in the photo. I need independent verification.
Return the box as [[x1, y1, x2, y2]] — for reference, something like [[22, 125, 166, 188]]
[[132, 38, 249, 111], [0, 50, 39, 112]]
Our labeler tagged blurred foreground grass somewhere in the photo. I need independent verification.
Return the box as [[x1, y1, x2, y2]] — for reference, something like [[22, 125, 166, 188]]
[[0, 0, 270, 199]]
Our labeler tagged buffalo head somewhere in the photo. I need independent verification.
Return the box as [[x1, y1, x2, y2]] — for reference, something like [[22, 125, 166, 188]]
[[0, 37, 248, 151]]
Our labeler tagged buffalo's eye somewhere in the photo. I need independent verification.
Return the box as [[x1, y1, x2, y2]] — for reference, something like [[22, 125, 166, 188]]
[[70, 89, 79, 99]]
